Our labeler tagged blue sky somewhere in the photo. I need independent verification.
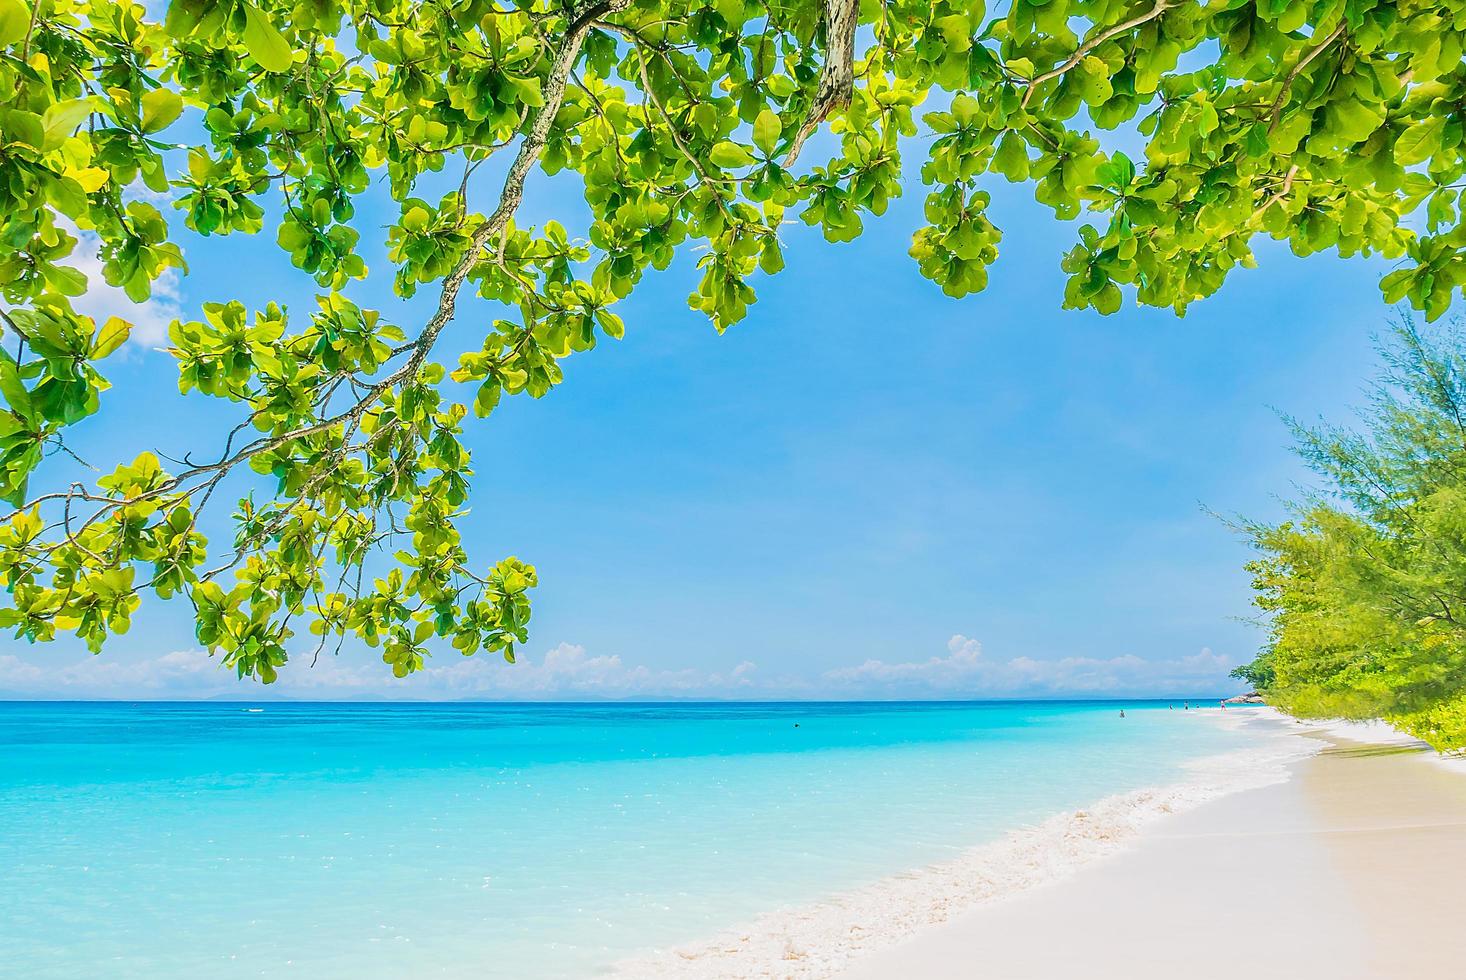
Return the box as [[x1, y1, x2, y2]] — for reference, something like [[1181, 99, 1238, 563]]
[[0, 141, 1398, 700]]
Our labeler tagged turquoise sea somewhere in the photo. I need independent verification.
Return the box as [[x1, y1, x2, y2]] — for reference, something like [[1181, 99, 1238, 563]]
[[0, 700, 1259, 978]]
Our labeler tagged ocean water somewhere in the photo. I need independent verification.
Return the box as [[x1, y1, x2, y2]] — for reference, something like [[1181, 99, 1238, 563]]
[[0, 700, 1260, 978]]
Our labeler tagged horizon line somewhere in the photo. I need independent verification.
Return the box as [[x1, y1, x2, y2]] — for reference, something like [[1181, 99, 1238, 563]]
[[0, 694, 1244, 705]]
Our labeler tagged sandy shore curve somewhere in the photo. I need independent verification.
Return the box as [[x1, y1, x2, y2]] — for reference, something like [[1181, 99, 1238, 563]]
[[839, 715, 1466, 980], [615, 710, 1356, 978]]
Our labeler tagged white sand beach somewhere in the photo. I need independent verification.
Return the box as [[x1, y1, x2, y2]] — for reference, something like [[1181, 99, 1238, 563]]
[[622, 712, 1466, 979], [841, 718, 1466, 980]]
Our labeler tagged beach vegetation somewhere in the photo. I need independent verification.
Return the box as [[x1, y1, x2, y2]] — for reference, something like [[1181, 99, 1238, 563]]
[[1235, 318, 1466, 752]]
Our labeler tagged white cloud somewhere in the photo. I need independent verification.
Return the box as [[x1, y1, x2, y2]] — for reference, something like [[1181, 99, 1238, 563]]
[[0, 636, 1238, 701], [822, 635, 1236, 697], [0, 649, 221, 696], [825, 634, 984, 685], [68, 228, 184, 350], [409, 642, 760, 697], [0, 643, 763, 701]]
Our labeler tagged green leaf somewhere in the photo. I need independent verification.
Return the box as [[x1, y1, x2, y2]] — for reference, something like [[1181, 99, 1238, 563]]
[[1096, 151, 1135, 189], [0, 0, 27, 47], [0, 109, 44, 151], [242, 5, 293, 74], [1324, 98, 1384, 144], [41, 99, 93, 150], [709, 141, 755, 168], [1074, 56, 1112, 106], [1005, 57, 1034, 79], [933, 14, 972, 51], [473, 381, 501, 418], [139, 88, 184, 135], [509, 75, 544, 108], [752, 109, 781, 156], [91, 317, 131, 359], [1395, 116, 1444, 167], [47, 264, 86, 296], [0, 352, 32, 416], [992, 132, 1030, 182]]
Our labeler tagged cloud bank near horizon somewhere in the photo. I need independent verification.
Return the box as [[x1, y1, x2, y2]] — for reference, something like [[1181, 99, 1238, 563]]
[[822, 635, 1236, 697], [0, 634, 1241, 701]]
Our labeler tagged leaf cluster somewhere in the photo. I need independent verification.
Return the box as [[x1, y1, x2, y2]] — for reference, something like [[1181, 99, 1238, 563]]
[[3, 0, 1464, 682]]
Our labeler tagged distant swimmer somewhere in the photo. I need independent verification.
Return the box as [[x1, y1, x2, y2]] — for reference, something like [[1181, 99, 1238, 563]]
[[1119, 710, 1125, 719]]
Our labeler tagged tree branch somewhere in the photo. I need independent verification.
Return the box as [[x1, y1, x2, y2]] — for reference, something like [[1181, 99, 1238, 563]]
[[1021, 0, 1170, 110], [394, 0, 631, 384], [623, 37, 729, 188], [1252, 163, 1300, 220], [783, 0, 859, 168], [1266, 21, 1347, 133], [1, 0, 629, 575]]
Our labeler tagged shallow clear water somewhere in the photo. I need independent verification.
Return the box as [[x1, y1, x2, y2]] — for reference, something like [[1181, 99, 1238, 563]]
[[0, 700, 1256, 978]]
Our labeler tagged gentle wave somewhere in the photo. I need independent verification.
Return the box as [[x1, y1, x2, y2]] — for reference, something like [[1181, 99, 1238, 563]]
[[614, 713, 1314, 979]]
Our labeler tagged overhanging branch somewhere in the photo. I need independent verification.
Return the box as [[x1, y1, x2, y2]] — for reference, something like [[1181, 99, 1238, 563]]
[[783, 0, 859, 168], [1021, 0, 1170, 110]]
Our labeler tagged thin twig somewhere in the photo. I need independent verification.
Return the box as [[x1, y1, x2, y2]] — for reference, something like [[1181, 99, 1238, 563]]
[[1266, 21, 1347, 133], [1021, 0, 1170, 110]]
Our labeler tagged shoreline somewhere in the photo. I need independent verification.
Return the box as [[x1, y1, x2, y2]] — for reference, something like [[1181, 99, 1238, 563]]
[[841, 714, 1466, 979], [613, 709, 1315, 979]]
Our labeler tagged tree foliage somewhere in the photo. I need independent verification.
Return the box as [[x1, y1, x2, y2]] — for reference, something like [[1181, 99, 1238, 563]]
[[1237, 319, 1466, 752], [1, 0, 1462, 681]]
